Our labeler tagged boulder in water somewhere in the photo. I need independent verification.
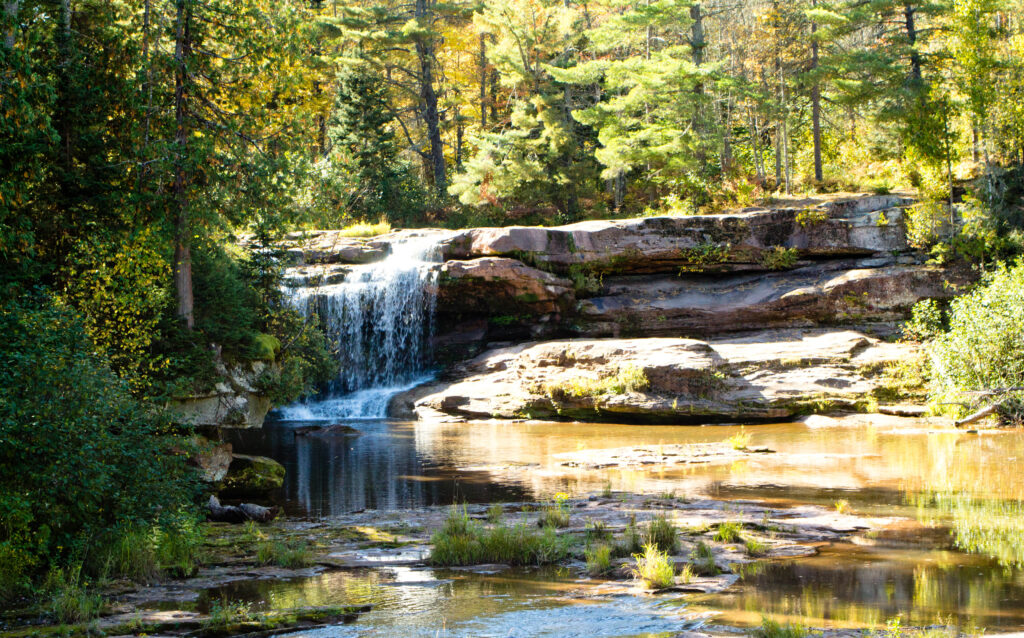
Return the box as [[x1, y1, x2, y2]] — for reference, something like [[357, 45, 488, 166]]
[[219, 454, 285, 499]]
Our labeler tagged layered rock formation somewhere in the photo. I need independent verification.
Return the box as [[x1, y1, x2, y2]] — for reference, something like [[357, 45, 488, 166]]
[[282, 193, 969, 424]]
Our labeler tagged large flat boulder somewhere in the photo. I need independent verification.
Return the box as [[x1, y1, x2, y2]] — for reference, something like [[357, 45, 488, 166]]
[[440, 195, 912, 275], [404, 330, 920, 424], [576, 259, 971, 337]]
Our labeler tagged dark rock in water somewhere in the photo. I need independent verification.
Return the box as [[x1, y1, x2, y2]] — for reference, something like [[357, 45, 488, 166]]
[[207, 495, 279, 523], [219, 454, 285, 498]]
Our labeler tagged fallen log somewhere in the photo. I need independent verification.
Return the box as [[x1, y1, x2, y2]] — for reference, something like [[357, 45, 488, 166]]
[[955, 403, 1000, 428], [207, 495, 280, 523]]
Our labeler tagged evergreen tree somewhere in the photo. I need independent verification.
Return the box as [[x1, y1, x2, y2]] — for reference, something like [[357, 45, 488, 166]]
[[324, 61, 422, 222]]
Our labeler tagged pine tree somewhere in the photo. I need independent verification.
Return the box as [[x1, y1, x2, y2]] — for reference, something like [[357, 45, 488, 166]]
[[325, 61, 421, 222]]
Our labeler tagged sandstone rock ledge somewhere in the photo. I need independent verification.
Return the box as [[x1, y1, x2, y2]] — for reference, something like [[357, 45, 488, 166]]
[[396, 329, 919, 424]]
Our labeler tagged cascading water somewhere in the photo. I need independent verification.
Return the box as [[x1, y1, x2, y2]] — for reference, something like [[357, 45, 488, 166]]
[[277, 233, 446, 420]]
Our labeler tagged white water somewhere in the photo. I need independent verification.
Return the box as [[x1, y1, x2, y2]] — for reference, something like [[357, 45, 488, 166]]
[[278, 233, 445, 420]]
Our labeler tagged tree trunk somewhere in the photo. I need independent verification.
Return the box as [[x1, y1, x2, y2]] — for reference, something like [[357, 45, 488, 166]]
[[811, 0, 823, 182], [690, 2, 706, 170], [173, 0, 194, 329], [2, 0, 18, 49], [415, 0, 446, 196], [904, 4, 922, 83], [689, 2, 705, 67], [57, 0, 72, 172], [479, 33, 487, 129]]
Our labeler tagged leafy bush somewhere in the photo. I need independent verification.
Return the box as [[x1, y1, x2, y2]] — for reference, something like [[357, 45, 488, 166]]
[[0, 295, 200, 599], [902, 299, 946, 342], [760, 247, 799, 271], [928, 263, 1024, 421]]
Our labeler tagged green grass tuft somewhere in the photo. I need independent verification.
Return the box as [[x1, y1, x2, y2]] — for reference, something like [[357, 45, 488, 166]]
[[585, 544, 613, 576], [632, 543, 676, 589], [714, 521, 744, 543], [335, 219, 392, 238], [645, 514, 679, 553]]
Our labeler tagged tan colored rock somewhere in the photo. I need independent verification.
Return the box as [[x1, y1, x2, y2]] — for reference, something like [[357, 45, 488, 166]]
[[404, 329, 918, 423], [438, 257, 574, 315], [440, 195, 912, 274], [576, 261, 971, 337]]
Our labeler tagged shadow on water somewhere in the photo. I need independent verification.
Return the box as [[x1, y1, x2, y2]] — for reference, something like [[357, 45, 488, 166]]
[[225, 418, 528, 516]]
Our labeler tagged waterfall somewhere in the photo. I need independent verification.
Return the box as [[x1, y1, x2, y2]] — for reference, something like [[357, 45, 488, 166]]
[[277, 233, 445, 420]]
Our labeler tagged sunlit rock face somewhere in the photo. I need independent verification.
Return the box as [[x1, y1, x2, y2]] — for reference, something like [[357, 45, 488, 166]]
[[438, 194, 912, 274], [399, 330, 919, 424], [274, 194, 971, 424]]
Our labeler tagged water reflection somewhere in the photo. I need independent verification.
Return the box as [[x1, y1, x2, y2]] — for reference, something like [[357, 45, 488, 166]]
[[682, 543, 1024, 631], [198, 567, 689, 638], [225, 420, 528, 515], [222, 416, 1024, 633]]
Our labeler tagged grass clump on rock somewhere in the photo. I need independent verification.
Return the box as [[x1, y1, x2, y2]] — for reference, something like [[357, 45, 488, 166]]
[[714, 521, 744, 543], [585, 544, 613, 576], [257, 540, 315, 568], [429, 506, 571, 567], [645, 514, 679, 553], [335, 219, 392, 238], [631, 543, 676, 589], [543, 365, 649, 400], [754, 616, 807, 638]]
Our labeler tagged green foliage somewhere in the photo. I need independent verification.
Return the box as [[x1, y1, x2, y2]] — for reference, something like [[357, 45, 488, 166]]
[[256, 540, 315, 569], [631, 543, 676, 590], [744, 538, 769, 557], [644, 515, 679, 554], [714, 521, 744, 543], [795, 208, 829, 227], [317, 62, 427, 226], [615, 516, 645, 558], [429, 506, 571, 567], [335, 219, 393, 238], [585, 544, 612, 576], [760, 247, 799, 271], [902, 299, 946, 342], [928, 263, 1024, 422], [44, 566, 103, 625], [754, 616, 807, 638], [543, 365, 649, 400], [726, 427, 752, 450], [538, 502, 571, 529], [487, 503, 504, 524], [99, 512, 204, 582], [0, 295, 199, 597]]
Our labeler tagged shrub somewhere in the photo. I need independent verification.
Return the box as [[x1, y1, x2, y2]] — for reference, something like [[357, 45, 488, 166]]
[[632, 543, 676, 589], [902, 299, 946, 342], [45, 566, 103, 624], [335, 219, 392, 238], [645, 515, 679, 553], [714, 521, 744, 543], [928, 263, 1024, 422], [0, 295, 199, 597]]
